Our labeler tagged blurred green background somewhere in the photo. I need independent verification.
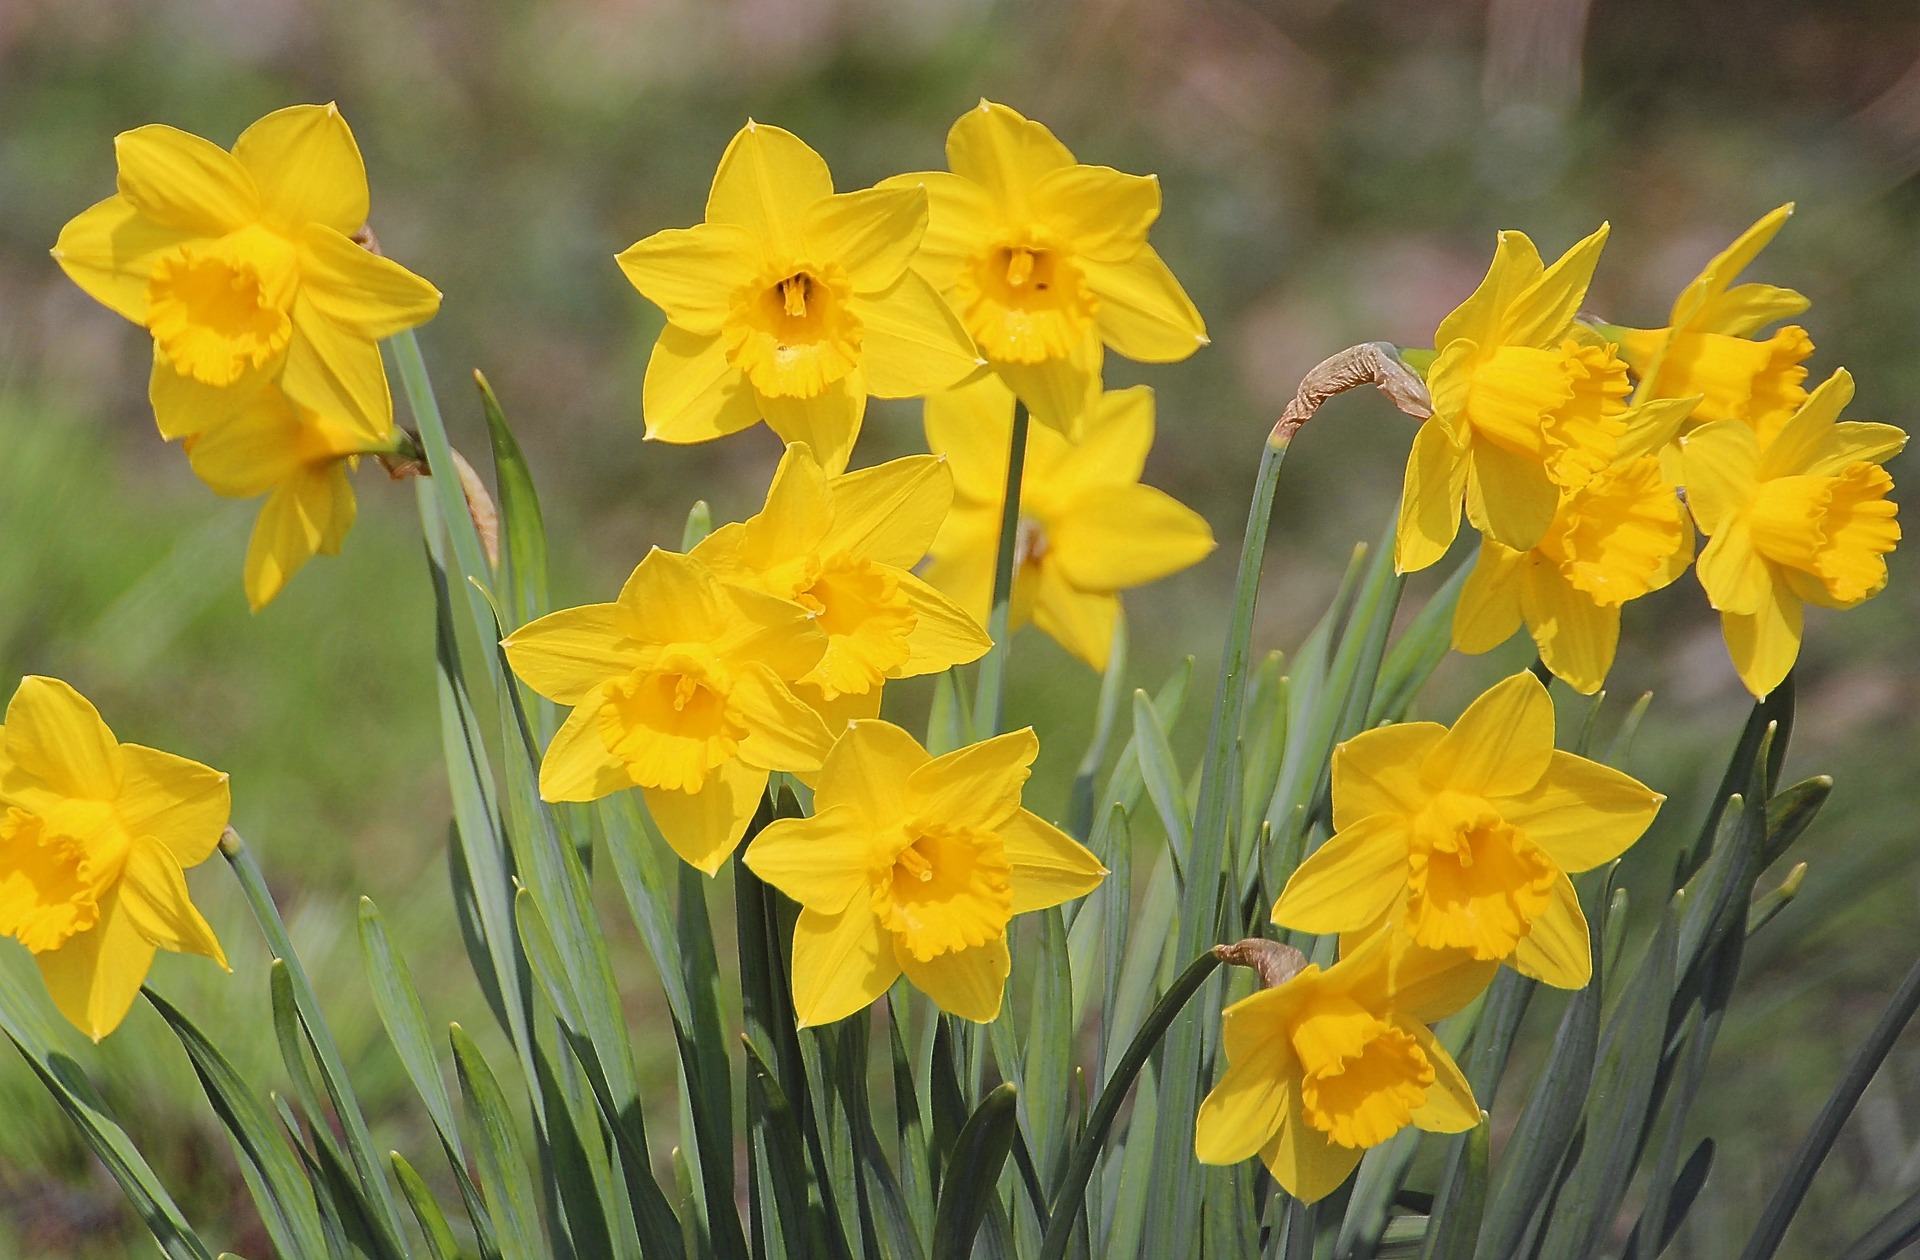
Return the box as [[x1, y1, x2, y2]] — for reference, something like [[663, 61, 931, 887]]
[[4, 0, 1920, 1255]]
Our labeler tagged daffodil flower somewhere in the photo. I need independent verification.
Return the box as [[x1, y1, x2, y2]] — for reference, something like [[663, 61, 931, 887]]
[[1194, 929, 1490, 1203], [618, 121, 981, 475], [881, 100, 1207, 436], [1272, 672, 1661, 988], [1617, 204, 1813, 447], [743, 720, 1105, 1025], [0, 677, 230, 1041], [502, 549, 836, 873], [921, 374, 1215, 670], [689, 443, 991, 728], [1685, 368, 1905, 699], [1398, 226, 1629, 574], [52, 104, 441, 444], [1452, 399, 1699, 694]]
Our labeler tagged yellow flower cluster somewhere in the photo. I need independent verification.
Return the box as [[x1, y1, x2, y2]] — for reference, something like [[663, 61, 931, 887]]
[[1402, 207, 1902, 699]]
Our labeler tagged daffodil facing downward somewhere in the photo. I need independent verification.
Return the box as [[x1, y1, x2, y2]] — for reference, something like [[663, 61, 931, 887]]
[[502, 549, 835, 873], [922, 374, 1215, 669], [618, 121, 982, 474], [1617, 204, 1814, 447], [52, 103, 441, 444], [1194, 929, 1491, 1203], [1272, 672, 1662, 987], [882, 100, 1208, 436], [690, 443, 991, 727], [1684, 368, 1904, 699], [743, 720, 1105, 1025], [1399, 225, 1630, 574], [0, 677, 231, 1041]]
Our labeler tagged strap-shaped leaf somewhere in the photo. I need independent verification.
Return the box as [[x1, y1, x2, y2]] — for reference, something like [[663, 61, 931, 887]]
[[358, 899, 460, 1148], [392, 1151, 464, 1260], [1422, 1112, 1490, 1260], [452, 1022, 544, 1260], [1066, 615, 1131, 844], [932, 1083, 1021, 1260], [1621, 1140, 1713, 1259], [1132, 688, 1193, 881], [474, 369, 550, 630]]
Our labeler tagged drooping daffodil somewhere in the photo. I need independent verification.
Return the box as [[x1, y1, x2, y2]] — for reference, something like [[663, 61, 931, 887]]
[[882, 100, 1208, 436], [1684, 368, 1904, 698], [1272, 672, 1662, 988], [921, 374, 1215, 670], [0, 677, 231, 1041], [503, 549, 835, 873], [618, 121, 982, 474], [743, 720, 1105, 1026]]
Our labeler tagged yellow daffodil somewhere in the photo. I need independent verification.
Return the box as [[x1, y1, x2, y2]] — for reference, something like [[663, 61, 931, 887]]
[[743, 720, 1104, 1025], [1453, 400, 1698, 694], [1398, 226, 1629, 574], [52, 103, 440, 444], [1272, 672, 1661, 988], [1194, 929, 1491, 1203], [921, 374, 1214, 670], [1617, 204, 1813, 447], [0, 677, 230, 1041], [618, 121, 981, 475], [690, 443, 991, 728], [502, 549, 835, 873], [881, 100, 1207, 436], [1684, 368, 1904, 699]]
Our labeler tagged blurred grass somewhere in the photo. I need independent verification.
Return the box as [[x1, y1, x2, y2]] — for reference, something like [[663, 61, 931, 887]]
[[4, 1, 1920, 1255]]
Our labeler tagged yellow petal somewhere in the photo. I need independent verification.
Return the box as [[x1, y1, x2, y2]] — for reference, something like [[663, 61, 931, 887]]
[[920, 511, 999, 630], [1694, 523, 1770, 617], [1031, 564, 1120, 670], [1679, 420, 1759, 535], [119, 836, 227, 967], [1510, 871, 1591, 988], [791, 903, 900, 1027], [823, 454, 952, 568], [231, 103, 369, 236], [737, 443, 835, 567], [1519, 563, 1617, 696], [1499, 223, 1608, 348], [1082, 247, 1207, 364], [1362, 940, 1496, 1026], [1453, 539, 1526, 655], [1500, 750, 1661, 873], [1260, 1095, 1366, 1204], [116, 744, 230, 868], [908, 728, 1037, 832], [1614, 396, 1701, 461], [924, 373, 1019, 502], [244, 464, 356, 611], [1051, 385, 1154, 494], [539, 697, 635, 803], [705, 121, 834, 258], [182, 388, 307, 496], [1046, 485, 1216, 592], [1405, 1022, 1478, 1133], [502, 603, 640, 705], [1466, 438, 1558, 553], [714, 582, 831, 683], [856, 270, 982, 399], [297, 224, 442, 340], [876, 170, 996, 292], [994, 337, 1102, 438], [1424, 672, 1555, 799], [282, 293, 393, 445], [944, 101, 1075, 214], [895, 935, 1009, 1023], [1329, 723, 1444, 831], [643, 323, 763, 445], [731, 664, 835, 774], [1434, 230, 1544, 350], [113, 123, 257, 235], [743, 804, 874, 913], [816, 718, 928, 822], [1700, 282, 1810, 338], [615, 221, 760, 336], [1721, 582, 1803, 700], [760, 375, 866, 476], [1756, 367, 1853, 480], [5, 676, 122, 800], [150, 352, 270, 442], [1271, 814, 1411, 934], [1813, 422, 1908, 477], [1029, 164, 1159, 262], [1196, 1004, 1297, 1164], [1395, 415, 1468, 574], [898, 572, 994, 675], [1671, 203, 1794, 330], [616, 547, 726, 642], [35, 887, 156, 1042], [999, 808, 1105, 913], [802, 685, 883, 742], [51, 195, 197, 325], [643, 759, 768, 875], [803, 186, 926, 293]]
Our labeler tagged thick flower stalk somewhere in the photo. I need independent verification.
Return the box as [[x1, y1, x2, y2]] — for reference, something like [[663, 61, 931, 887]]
[[921, 374, 1215, 669], [689, 443, 991, 728], [1452, 400, 1698, 694], [1194, 929, 1490, 1202], [0, 677, 231, 1041], [1685, 367, 1905, 698], [743, 720, 1105, 1025], [1617, 204, 1814, 448], [502, 548, 835, 873], [1273, 671, 1661, 988], [1397, 225, 1630, 574], [618, 121, 981, 474], [883, 100, 1208, 436]]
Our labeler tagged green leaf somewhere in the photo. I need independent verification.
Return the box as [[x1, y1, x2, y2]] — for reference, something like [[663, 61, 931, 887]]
[[972, 399, 1033, 738], [1837, 1169, 1920, 1260], [1421, 1112, 1489, 1260], [743, 1034, 828, 1260], [452, 1022, 545, 1260], [1132, 688, 1192, 881], [358, 899, 461, 1150], [1624, 1139, 1714, 1259], [1759, 775, 1831, 869], [681, 499, 714, 550], [833, 1015, 926, 1260], [932, 1084, 1021, 1260], [1100, 1062, 1157, 1260], [1367, 554, 1472, 725], [887, 997, 936, 1238], [474, 369, 550, 629], [1025, 907, 1075, 1187], [392, 1151, 464, 1260]]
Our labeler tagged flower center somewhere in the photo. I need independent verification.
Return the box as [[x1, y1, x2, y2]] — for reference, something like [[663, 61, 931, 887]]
[[1465, 341, 1628, 488], [728, 264, 861, 399], [870, 822, 1013, 961], [1406, 790, 1557, 959], [145, 226, 298, 387], [1538, 456, 1683, 606], [1749, 464, 1900, 606], [0, 808, 100, 954], [795, 554, 918, 700], [958, 239, 1097, 364], [1291, 996, 1434, 1149], [597, 649, 747, 792]]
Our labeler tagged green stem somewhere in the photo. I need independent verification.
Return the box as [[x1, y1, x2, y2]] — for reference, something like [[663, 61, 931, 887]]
[[973, 399, 1031, 739]]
